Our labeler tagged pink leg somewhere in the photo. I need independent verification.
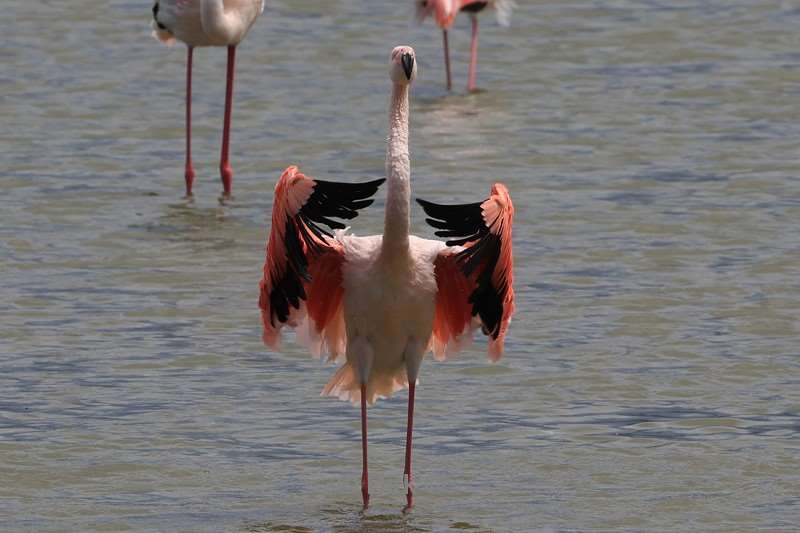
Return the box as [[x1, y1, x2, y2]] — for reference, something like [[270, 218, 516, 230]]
[[361, 383, 370, 509], [184, 46, 196, 196], [443, 29, 452, 91], [403, 381, 416, 510], [468, 16, 479, 92], [220, 45, 236, 197]]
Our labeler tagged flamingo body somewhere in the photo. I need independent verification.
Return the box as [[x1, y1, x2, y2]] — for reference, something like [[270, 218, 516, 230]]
[[259, 47, 515, 508], [152, 0, 264, 46], [151, 0, 265, 196], [324, 233, 445, 404], [414, 0, 516, 90], [415, 0, 514, 28]]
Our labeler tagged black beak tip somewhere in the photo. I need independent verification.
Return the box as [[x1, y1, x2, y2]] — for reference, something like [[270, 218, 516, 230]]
[[401, 53, 414, 80]]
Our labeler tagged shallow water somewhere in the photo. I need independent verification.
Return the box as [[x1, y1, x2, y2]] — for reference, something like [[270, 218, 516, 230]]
[[2, 0, 800, 531]]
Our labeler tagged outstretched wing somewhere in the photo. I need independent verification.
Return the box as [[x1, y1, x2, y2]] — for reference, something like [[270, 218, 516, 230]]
[[417, 183, 515, 362], [259, 165, 385, 359]]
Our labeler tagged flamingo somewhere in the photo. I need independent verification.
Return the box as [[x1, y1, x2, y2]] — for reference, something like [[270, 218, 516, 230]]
[[414, 0, 516, 91], [258, 46, 515, 509], [151, 0, 265, 197]]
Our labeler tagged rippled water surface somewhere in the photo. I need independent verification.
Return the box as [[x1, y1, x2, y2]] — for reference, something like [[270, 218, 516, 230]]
[[2, 1, 800, 531]]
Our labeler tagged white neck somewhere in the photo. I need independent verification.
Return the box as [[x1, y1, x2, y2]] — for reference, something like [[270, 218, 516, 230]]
[[381, 83, 411, 260]]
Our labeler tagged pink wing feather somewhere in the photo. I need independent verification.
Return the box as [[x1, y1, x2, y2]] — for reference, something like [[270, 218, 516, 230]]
[[414, 0, 459, 28], [259, 166, 384, 359], [418, 183, 515, 362]]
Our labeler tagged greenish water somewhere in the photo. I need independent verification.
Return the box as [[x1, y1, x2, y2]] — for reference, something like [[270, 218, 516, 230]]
[[1, 0, 799, 531]]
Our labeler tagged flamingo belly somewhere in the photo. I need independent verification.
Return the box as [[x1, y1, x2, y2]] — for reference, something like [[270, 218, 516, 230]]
[[324, 234, 444, 405]]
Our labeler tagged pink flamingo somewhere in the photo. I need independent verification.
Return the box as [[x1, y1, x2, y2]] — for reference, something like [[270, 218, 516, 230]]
[[415, 0, 516, 91], [151, 0, 264, 197], [258, 46, 515, 509]]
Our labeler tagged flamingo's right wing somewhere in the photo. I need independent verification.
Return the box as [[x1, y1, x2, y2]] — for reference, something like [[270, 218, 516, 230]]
[[418, 183, 515, 362], [259, 166, 385, 359]]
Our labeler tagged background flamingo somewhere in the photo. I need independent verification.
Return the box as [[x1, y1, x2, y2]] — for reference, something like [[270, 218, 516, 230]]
[[415, 0, 516, 91], [258, 46, 515, 509], [151, 0, 264, 197]]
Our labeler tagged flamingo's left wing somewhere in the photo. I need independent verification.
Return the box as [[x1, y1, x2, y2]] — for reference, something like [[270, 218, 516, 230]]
[[418, 183, 515, 362], [259, 166, 385, 359]]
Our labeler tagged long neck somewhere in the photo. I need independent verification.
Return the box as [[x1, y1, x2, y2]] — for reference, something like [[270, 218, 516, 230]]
[[382, 83, 411, 259]]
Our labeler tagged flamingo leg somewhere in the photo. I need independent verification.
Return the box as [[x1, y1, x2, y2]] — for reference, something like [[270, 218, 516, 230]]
[[220, 45, 236, 197], [468, 15, 479, 92], [361, 383, 370, 509], [403, 381, 416, 510], [442, 29, 452, 91], [184, 46, 196, 196]]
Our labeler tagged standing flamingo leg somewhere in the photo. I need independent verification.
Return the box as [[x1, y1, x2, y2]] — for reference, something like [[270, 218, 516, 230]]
[[184, 46, 196, 196], [220, 45, 236, 197], [403, 381, 416, 510], [468, 15, 479, 92], [360, 383, 370, 509], [442, 29, 452, 91]]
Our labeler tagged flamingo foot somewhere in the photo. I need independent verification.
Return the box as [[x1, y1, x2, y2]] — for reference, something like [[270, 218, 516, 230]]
[[404, 473, 414, 510], [361, 472, 370, 509], [220, 164, 233, 197], [184, 166, 196, 197]]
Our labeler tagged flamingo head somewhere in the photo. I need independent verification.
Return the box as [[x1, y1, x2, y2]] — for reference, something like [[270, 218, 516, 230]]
[[390, 46, 417, 85]]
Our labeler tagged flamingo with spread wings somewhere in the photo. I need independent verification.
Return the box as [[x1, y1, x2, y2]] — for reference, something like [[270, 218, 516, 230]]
[[258, 46, 515, 509], [414, 0, 516, 91], [151, 0, 264, 197]]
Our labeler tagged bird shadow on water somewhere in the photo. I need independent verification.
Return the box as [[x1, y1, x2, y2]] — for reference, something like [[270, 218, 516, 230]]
[[413, 89, 496, 132], [413, 84, 484, 108], [241, 503, 441, 533], [241, 502, 494, 533], [124, 199, 255, 257], [157, 199, 247, 233]]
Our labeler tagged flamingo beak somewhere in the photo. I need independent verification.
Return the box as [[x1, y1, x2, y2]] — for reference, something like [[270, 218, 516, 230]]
[[401, 53, 414, 80]]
